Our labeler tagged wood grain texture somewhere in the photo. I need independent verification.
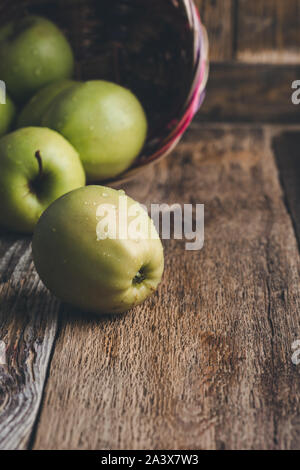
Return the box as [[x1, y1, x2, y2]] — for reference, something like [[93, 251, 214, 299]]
[[0, 234, 59, 450], [33, 124, 300, 450], [237, 0, 300, 63], [199, 63, 300, 123], [195, 0, 234, 61]]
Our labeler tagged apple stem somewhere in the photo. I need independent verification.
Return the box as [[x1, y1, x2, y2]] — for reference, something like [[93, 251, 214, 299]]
[[35, 150, 43, 180]]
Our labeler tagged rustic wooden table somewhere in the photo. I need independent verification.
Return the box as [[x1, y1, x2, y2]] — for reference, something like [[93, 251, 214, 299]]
[[1, 0, 300, 450]]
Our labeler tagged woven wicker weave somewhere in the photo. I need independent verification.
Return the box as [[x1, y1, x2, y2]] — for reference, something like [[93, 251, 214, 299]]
[[0, 0, 209, 183]]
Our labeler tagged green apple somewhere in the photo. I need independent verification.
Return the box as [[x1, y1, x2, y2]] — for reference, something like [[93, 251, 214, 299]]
[[41, 80, 148, 181], [32, 185, 164, 314], [0, 16, 74, 103], [0, 127, 85, 233], [18, 79, 76, 128], [0, 94, 16, 137]]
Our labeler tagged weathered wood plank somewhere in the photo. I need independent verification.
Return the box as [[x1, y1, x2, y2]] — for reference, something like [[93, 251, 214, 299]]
[[198, 63, 300, 123], [237, 0, 300, 63], [33, 124, 300, 450], [0, 234, 59, 450], [195, 0, 234, 61]]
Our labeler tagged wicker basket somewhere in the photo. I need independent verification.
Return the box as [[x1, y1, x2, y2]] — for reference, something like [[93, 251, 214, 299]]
[[0, 0, 209, 183]]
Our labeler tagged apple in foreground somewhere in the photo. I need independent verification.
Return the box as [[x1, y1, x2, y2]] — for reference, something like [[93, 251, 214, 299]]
[[0, 16, 74, 103], [18, 79, 75, 128], [40, 80, 148, 181], [0, 94, 16, 137], [32, 186, 164, 315], [0, 127, 85, 233]]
